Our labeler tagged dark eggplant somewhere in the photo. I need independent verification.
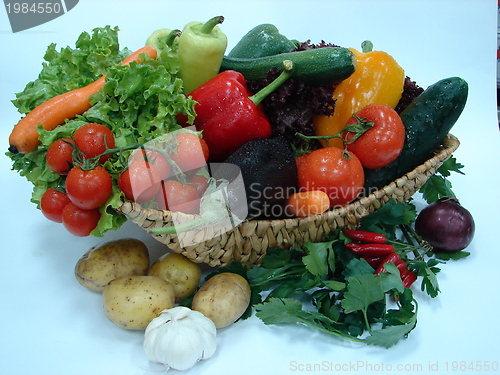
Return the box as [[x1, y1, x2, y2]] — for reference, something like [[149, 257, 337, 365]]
[[211, 136, 298, 220]]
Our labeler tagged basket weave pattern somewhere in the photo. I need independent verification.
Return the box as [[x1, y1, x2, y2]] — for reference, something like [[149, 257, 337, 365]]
[[119, 134, 460, 267]]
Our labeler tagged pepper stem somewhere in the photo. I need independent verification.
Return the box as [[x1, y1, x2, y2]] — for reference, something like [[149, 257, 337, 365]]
[[200, 16, 225, 35], [165, 29, 182, 47], [249, 60, 294, 106], [361, 40, 374, 53]]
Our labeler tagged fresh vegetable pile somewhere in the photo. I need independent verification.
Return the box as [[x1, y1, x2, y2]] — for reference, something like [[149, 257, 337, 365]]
[[6, 16, 476, 371], [6, 18, 468, 234]]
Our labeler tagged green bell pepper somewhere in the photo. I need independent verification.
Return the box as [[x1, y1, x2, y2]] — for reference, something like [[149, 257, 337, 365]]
[[227, 23, 297, 59]]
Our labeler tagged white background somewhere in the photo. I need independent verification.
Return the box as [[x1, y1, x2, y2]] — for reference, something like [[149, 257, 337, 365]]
[[1, 1, 499, 374]]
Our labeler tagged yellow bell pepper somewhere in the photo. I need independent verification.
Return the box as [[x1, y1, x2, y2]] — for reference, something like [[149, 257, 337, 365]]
[[313, 41, 405, 148]]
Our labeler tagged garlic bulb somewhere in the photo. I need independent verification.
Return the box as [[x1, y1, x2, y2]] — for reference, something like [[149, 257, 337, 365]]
[[144, 306, 217, 372]]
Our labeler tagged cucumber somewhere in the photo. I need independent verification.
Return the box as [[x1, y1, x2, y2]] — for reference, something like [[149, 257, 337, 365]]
[[363, 76, 468, 191], [220, 47, 356, 85], [227, 23, 297, 59]]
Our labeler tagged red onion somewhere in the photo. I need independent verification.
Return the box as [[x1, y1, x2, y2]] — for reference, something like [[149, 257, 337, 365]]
[[415, 197, 475, 252]]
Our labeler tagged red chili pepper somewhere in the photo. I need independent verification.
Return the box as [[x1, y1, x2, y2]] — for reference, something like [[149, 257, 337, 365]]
[[346, 242, 394, 256], [395, 260, 407, 273], [177, 61, 293, 161], [401, 270, 417, 288], [342, 229, 387, 244], [361, 255, 387, 268], [375, 252, 407, 275], [375, 253, 416, 287]]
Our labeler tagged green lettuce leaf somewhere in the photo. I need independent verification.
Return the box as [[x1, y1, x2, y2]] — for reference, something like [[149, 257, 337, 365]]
[[12, 25, 126, 114], [9, 146, 62, 206], [85, 50, 196, 147], [91, 184, 128, 237]]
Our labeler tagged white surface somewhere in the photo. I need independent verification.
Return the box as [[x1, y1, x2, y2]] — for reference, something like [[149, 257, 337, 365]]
[[1, 1, 499, 374]]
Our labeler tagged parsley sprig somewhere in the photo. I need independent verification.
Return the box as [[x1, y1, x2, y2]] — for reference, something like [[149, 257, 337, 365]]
[[247, 230, 419, 348], [419, 156, 465, 203]]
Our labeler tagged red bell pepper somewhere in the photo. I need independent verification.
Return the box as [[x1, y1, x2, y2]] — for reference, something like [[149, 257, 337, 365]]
[[177, 61, 294, 161]]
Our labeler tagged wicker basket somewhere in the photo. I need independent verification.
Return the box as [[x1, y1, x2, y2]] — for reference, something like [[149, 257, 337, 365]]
[[119, 134, 459, 267]]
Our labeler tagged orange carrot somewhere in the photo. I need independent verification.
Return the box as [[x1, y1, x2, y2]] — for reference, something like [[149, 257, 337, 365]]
[[286, 190, 330, 218], [8, 45, 157, 154], [119, 45, 157, 66]]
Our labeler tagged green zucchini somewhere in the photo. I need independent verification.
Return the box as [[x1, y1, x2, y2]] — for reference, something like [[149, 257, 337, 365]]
[[220, 47, 356, 85], [227, 23, 297, 59], [363, 76, 468, 191]]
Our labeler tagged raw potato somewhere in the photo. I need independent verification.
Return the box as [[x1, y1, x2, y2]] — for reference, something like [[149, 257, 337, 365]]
[[75, 238, 149, 292], [148, 252, 201, 301], [103, 275, 175, 330], [192, 272, 251, 329]]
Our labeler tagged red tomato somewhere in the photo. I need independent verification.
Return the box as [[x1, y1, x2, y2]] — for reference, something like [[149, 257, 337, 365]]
[[40, 188, 71, 223], [73, 123, 115, 163], [156, 179, 202, 214], [297, 147, 364, 207], [66, 166, 112, 209], [46, 138, 75, 175], [295, 153, 309, 170], [170, 133, 209, 173], [62, 202, 101, 237], [118, 160, 161, 203], [343, 104, 405, 169], [187, 174, 209, 195], [130, 149, 171, 180]]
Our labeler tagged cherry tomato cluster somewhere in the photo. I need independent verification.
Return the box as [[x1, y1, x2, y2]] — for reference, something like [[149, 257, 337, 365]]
[[41, 123, 116, 236], [118, 132, 210, 215], [296, 104, 405, 209], [342, 229, 417, 288], [40, 121, 211, 237]]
